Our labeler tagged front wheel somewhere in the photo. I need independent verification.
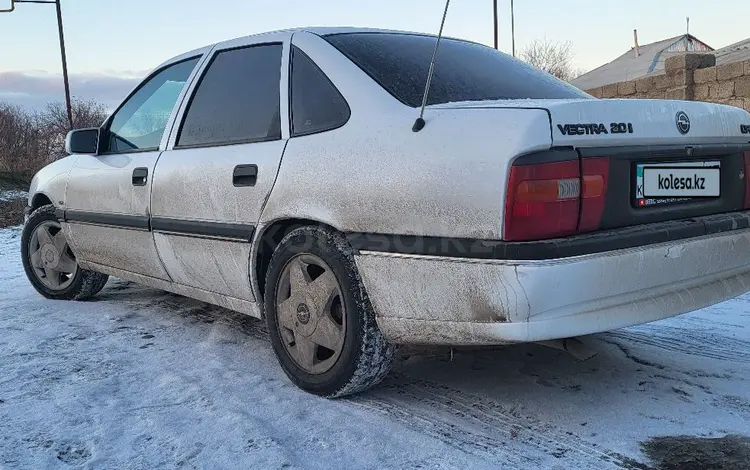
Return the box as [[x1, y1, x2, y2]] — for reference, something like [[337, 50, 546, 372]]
[[21, 205, 109, 300], [264, 226, 396, 398]]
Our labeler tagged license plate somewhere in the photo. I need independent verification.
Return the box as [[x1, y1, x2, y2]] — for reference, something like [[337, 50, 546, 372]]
[[635, 161, 720, 207]]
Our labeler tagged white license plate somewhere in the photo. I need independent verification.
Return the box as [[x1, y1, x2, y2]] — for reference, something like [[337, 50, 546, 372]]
[[642, 166, 720, 198]]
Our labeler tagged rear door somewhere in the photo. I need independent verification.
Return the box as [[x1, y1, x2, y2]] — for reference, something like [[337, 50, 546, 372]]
[[149, 33, 291, 301], [64, 52, 206, 278]]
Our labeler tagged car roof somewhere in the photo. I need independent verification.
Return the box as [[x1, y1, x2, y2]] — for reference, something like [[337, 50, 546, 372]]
[[221, 26, 438, 47], [161, 26, 461, 67]]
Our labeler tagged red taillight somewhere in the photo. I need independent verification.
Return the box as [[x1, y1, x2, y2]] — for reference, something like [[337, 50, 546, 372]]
[[744, 151, 750, 209], [504, 160, 580, 241], [579, 157, 609, 232], [504, 157, 609, 242]]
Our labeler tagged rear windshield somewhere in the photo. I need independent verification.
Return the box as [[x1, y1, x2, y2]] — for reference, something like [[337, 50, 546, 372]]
[[323, 32, 591, 107]]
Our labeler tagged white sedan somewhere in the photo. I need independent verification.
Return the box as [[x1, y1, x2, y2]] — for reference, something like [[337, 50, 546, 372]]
[[21, 27, 750, 397]]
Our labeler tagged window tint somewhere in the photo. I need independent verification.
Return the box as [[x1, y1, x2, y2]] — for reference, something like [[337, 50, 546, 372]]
[[290, 46, 350, 136], [324, 33, 591, 107], [107, 57, 198, 153], [177, 44, 282, 147]]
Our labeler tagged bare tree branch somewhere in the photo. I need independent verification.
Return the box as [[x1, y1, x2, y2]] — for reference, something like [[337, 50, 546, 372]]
[[41, 98, 109, 160], [0, 98, 108, 182], [520, 39, 582, 82]]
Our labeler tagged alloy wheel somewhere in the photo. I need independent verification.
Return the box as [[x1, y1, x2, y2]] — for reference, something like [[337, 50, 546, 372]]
[[28, 220, 78, 290], [275, 253, 346, 374]]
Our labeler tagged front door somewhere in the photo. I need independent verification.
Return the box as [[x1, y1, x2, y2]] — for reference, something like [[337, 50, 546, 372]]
[[64, 53, 206, 279], [149, 35, 291, 301]]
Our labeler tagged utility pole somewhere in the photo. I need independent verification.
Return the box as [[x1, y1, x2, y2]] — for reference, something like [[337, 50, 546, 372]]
[[2, 0, 73, 130], [54, 0, 73, 130], [510, 0, 516, 57], [492, 0, 498, 50]]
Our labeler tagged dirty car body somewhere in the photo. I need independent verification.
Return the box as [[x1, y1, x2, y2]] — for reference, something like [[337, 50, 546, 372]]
[[22, 27, 750, 395]]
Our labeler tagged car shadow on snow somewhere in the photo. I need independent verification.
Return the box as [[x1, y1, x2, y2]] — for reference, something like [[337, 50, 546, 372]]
[[95, 278, 749, 470], [95, 278, 269, 342]]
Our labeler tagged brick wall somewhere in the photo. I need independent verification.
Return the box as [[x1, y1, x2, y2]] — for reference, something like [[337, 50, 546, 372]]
[[584, 54, 750, 114]]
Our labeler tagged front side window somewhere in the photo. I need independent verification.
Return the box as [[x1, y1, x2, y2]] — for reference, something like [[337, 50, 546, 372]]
[[324, 33, 591, 107], [177, 44, 283, 148], [106, 57, 199, 153], [290, 46, 350, 137]]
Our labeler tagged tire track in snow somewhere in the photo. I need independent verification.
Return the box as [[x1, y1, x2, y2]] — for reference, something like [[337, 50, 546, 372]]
[[348, 375, 650, 469], [95, 281, 648, 467], [605, 325, 750, 364]]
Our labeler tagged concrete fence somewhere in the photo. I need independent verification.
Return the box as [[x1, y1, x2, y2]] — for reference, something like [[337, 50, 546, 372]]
[[584, 53, 750, 114]]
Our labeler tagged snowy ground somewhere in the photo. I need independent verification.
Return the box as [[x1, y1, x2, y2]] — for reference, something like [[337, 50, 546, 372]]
[[1, 224, 749, 470], [0, 190, 27, 203]]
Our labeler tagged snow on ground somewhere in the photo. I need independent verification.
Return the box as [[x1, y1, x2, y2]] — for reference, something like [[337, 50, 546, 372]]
[[0, 190, 27, 203], [1, 224, 749, 469]]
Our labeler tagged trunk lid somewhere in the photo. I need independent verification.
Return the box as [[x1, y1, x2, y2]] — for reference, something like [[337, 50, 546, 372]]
[[435, 98, 750, 236], [433, 98, 750, 147]]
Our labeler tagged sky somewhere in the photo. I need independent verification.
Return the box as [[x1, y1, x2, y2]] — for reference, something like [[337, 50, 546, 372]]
[[1, 0, 749, 110]]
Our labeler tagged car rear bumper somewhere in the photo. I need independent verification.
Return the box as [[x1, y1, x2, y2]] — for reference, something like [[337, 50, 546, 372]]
[[354, 227, 750, 346]]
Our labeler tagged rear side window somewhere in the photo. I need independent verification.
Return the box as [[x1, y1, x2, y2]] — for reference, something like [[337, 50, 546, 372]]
[[324, 33, 590, 107], [177, 44, 282, 148], [290, 46, 350, 137]]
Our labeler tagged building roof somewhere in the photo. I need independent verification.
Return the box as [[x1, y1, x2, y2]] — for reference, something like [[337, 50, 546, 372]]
[[572, 34, 714, 90], [714, 37, 750, 66]]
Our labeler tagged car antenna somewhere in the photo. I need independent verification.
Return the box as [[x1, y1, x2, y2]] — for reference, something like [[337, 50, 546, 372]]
[[412, 0, 451, 133]]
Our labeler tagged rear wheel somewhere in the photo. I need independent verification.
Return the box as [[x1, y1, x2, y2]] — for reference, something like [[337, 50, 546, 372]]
[[264, 226, 396, 397], [21, 205, 109, 300]]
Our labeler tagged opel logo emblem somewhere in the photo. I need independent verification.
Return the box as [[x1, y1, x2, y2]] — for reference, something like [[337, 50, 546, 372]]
[[676, 111, 690, 135]]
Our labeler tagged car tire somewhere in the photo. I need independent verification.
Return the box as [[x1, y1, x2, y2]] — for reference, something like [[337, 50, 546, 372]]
[[21, 204, 109, 301], [264, 225, 396, 397]]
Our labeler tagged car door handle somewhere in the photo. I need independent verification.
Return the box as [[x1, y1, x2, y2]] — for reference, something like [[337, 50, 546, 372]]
[[132, 167, 148, 186], [233, 164, 257, 187]]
